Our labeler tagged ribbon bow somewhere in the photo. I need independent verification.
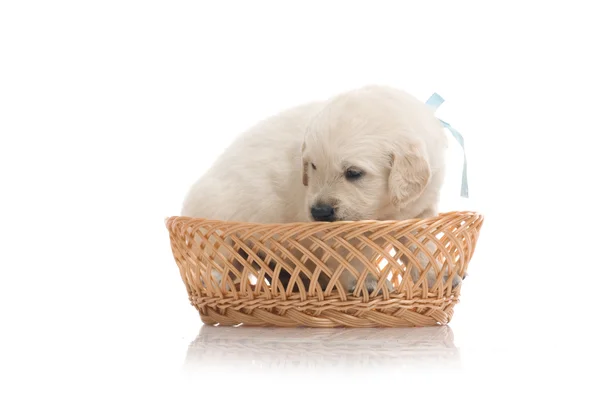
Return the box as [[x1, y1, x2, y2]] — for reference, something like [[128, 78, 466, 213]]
[[425, 93, 469, 198]]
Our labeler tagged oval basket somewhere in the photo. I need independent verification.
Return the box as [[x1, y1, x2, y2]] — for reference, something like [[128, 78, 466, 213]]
[[166, 211, 483, 328]]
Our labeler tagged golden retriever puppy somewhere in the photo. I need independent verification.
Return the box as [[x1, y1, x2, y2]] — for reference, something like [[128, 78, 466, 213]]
[[182, 85, 458, 293]]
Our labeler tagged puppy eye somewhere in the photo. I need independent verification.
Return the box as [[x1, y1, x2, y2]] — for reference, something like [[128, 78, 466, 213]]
[[311, 163, 316, 170], [345, 168, 363, 180]]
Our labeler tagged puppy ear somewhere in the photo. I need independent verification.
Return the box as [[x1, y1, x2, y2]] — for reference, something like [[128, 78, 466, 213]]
[[389, 141, 431, 208], [302, 160, 309, 186]]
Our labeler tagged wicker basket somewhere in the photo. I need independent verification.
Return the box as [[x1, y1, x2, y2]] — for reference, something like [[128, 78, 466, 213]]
[[166, 211, 483, 327]]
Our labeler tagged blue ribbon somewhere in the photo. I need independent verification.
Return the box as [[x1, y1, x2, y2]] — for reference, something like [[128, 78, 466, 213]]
[[425, 93, 469, 198]]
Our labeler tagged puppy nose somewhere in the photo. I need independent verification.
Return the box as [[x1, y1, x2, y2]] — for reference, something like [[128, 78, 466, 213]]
[[311, 204, 336, 222]]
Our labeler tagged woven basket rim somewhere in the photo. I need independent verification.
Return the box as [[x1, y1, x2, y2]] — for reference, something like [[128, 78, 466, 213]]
[[165, 210, 483, 228]]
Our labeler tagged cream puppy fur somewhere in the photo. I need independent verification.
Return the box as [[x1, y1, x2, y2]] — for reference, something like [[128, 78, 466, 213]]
[[182, 85, 457, 293]]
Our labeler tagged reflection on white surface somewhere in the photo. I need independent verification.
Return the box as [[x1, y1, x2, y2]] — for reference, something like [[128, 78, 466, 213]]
[[184, 325, 460, 371]]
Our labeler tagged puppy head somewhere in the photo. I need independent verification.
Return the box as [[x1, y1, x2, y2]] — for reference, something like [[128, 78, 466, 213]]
[[301, 87, 432, 222]]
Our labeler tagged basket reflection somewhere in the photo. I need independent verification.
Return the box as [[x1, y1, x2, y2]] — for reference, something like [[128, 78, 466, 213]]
[[184, 325, 460, 370]]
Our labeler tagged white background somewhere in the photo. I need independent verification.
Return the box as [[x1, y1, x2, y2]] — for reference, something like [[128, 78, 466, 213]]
[[1, 1, 599, 397]]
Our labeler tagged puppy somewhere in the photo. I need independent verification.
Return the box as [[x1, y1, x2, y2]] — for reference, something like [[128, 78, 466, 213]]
[[182, 85, 459, 293]]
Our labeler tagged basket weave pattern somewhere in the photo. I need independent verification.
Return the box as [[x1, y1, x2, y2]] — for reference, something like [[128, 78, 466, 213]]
[[166, 211, 483, 327]]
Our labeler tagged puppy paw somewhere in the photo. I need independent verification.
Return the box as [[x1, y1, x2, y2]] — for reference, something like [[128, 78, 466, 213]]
[[211, 269, 223, 282], [443, 273, 463, 289], [349, 275, 394, 295], [202, 269, 233, 291], [411, 268, 464, 289]]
